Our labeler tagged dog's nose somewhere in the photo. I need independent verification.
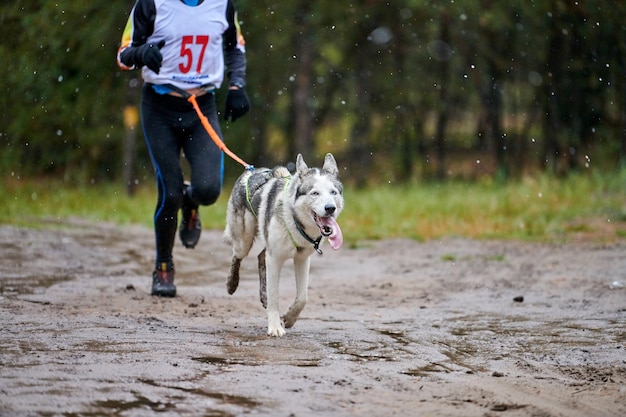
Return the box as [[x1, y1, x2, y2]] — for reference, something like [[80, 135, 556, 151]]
[[325, 204, 336, 215]]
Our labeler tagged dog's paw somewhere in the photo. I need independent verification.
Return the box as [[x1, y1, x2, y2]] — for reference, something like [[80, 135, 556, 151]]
[[226, 276, 239, 295], [267, 313, 285, 337], [282, 313, 296, 329], [267, 325, 286, 337], [282, 299, 306, 328]]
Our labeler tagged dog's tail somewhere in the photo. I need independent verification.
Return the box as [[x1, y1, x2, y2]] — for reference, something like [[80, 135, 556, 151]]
[[272, 166, 291, 178]]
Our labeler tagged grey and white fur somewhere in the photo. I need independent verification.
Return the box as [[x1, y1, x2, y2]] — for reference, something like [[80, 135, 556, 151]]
[[224, 153, 344, 337]]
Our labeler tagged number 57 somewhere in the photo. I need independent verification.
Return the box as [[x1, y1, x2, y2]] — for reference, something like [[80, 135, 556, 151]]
[[179, 35, 209, 74]]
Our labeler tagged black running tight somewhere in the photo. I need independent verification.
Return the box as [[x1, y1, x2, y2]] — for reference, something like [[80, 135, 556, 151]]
[[141, 84, 224, 267]]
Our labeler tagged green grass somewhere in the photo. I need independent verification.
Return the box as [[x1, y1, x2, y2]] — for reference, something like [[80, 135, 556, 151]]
[[0, 179, 228, 231], [344, 172, 626, 243], [1, 171, 625, 244]]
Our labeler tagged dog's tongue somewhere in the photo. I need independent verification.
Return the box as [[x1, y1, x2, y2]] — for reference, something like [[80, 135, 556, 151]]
[[320, 217, 343, 250]]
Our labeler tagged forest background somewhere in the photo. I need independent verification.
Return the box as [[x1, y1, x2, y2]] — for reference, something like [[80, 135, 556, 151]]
[[1, 0, 625, 190]]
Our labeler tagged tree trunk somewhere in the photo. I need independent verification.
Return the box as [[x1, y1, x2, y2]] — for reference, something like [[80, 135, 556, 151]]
[[122, 78, 141, 196], [487, 58, 505, 179], [542, 8, 564, 174], [349, 78, 371, 187], [434, 12, 451, 180], [291, 3, 314, 158], [621, 51, 626, 168]]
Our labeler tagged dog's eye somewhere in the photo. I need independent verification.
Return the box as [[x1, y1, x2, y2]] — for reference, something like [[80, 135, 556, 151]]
[[311, 191, 320, 196], [331, 190, 337, 195]]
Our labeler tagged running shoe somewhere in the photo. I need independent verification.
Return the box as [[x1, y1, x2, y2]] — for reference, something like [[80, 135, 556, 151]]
[[151, 264, 176, 297], [179, 182, 201, 249]]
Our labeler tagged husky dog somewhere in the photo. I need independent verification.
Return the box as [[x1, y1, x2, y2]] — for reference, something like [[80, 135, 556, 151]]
[[224, 153, 344, 337]]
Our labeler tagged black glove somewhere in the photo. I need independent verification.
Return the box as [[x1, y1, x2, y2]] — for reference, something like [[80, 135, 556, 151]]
[[139, 40, 165, 74], [224, 88, 250, 122]]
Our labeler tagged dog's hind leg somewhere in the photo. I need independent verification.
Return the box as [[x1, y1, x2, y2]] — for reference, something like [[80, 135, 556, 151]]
[[266, 253, 286, 337], [282, 255, 310, 329], [226, 256, 242, 294], [225, 211, 257, 295], [229, 211, 257, 259], [258, 249, 267, 308]]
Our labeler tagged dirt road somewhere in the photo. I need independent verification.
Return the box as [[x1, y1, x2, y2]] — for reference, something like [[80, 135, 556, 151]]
[[1, 220, 624, 416]]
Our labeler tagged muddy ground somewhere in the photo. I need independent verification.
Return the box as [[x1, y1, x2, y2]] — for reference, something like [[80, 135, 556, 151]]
[[0, 219, 625, 417]]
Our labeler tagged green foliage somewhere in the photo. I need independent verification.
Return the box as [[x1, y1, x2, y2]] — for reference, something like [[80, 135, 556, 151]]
[[1, 1, 625, 182], [342, 170, 626, 243], [0, 1, 133, 179]]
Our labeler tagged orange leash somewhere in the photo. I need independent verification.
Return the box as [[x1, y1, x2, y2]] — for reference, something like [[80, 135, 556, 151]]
[[187, 94, 253, 170]]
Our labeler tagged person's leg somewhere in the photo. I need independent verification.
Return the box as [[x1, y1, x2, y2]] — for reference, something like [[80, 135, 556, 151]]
[[179, 92, 225, 248], [141, 87, 186, 295]]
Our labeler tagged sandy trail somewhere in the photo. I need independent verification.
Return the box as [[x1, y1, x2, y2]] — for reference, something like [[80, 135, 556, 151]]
[[1, 220, 624, 416]]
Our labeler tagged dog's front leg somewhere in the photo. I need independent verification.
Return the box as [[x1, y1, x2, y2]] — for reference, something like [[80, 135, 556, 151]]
[[265, 252, 285, 337], [282, 255, 310, 328]]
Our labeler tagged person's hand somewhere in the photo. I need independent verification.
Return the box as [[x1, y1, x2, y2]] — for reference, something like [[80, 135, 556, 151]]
[[140, 40, 165, 74], [224, 88, 250, 122]]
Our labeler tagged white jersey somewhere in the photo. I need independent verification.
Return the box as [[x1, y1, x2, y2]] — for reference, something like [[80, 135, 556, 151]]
[[146, 0, 228, 89], [118, 0, 246, 90]]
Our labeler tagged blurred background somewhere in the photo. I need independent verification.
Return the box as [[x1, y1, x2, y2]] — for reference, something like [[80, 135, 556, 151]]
[[1, 0, 625, 191]]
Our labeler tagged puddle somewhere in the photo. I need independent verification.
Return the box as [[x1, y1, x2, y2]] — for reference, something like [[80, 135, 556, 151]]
[[403, 362, 458, 377], [193, 355, 261, 367], [193, 355, 321, 368], [94, 394, 178, 414], [326, 340, 398, 362], [141, 378, 262, 409], [375, 328, 411, 346], [92, 379, 260, 417]]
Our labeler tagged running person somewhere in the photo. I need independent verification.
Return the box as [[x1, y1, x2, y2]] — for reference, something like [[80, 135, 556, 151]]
[[117, 0, 250, 297]]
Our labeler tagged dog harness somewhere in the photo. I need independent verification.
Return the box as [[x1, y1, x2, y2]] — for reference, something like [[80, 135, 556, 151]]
[[243, 168, 274, 216]]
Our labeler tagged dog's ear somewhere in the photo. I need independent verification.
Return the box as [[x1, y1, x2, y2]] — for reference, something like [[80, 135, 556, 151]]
[[323, 153, 339, 176], [296, 153, 308, 174]]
